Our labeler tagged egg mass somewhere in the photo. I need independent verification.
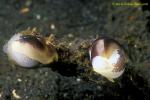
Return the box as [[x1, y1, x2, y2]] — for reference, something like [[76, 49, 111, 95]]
[[3, 29, 58, 67], [89, 37, 127, 82]]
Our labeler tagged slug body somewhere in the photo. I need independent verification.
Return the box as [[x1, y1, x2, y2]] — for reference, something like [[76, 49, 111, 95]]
[[89, 37, 127, 82], [3, 29, 58, 67]]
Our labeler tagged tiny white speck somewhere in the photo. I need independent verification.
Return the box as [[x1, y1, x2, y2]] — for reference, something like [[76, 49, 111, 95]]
[[50, 24, 55, 30], [76, 78, 81, 82], [17, 78, 22, 82], [63, 93, 68, 97], [69, 42, 72, 46], [68, 34, 74, 38], [36, 14, 41, 20], [97, 86, 102, 90]]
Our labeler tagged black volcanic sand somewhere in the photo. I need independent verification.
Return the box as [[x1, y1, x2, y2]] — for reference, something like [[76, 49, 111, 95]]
[[0, 0, 150, 100]]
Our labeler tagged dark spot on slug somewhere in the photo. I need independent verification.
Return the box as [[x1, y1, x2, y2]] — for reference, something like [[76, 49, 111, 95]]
[[18, 35, 45, 50]]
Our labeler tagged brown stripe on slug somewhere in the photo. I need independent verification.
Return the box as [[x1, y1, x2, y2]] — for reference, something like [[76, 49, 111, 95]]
[[90, 38, 105, 60], [90, 37, 120, 59], [103, 38, 122, 58], [112, 49, 126, 72], [18, 35, 45, 50], [90, 37, 126, 72]]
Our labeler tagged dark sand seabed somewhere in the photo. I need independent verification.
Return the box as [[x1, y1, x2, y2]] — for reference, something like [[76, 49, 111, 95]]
[[0, 0, 150, 100]]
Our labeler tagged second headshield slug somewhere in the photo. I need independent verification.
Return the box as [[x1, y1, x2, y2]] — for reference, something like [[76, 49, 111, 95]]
[[89, 37, 127, 82], [3, 29, 58, 67]]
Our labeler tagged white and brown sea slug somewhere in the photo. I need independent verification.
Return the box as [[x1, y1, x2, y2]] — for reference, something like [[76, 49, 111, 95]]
[[3, 29, 58, 67], [89, 37, 127, 82]]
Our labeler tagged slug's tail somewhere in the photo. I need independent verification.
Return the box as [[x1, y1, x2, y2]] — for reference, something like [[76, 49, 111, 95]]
[[107, 77, 115, 82]]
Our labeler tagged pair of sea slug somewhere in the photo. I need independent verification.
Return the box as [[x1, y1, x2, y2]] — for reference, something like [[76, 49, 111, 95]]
[[3, 29, 127, 82]]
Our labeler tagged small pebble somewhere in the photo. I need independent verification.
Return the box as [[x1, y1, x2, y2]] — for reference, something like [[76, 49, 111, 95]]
[[76, 78, 81, 82], [12, 89, 21, 99], [50, 24, 55, 30], [68, 34, 74, 38], [17, 78, 22, 82], [36, 14, 41, 20]]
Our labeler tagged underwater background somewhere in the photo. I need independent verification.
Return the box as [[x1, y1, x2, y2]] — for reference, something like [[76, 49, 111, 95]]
[[0, 0, 150, 100]]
